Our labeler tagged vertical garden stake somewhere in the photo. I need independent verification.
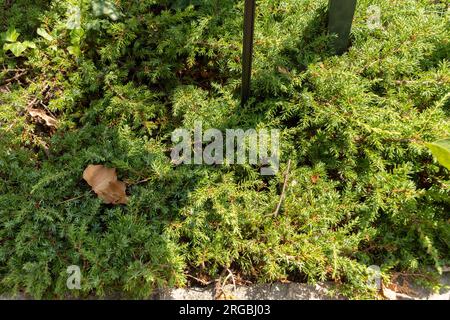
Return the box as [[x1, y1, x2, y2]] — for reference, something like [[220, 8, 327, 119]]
[[241, 0, 256, 107], [328, 0, 357, 54]]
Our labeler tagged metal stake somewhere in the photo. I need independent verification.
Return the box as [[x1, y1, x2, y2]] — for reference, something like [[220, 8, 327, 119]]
[[241, 0, 256, 107], [328, 0, 357, 54]]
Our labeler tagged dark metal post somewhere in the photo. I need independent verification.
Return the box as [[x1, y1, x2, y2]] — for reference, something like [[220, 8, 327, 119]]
[[328, 0, 357, 54], [241, 0, 256, 107]]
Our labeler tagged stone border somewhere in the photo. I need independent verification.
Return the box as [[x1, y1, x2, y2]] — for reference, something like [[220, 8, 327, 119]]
[[1, 273, 448, 300]]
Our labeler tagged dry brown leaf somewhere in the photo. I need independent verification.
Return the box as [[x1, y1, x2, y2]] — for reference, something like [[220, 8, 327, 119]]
[[28, 108, 58, 128], [277, 66, 290, 75], [83, 164, 128, 205], [311, 175, 320, 184]]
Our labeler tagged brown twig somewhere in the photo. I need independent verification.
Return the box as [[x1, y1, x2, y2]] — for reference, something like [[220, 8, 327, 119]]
[[391, 272, 435, 281], [26, 84, 51, 110], [214, 268, 228, 300], [273, 159, 292, 217], [185, 274, 214, 286], [57, 194, 87, 205], [213, 268, 238, 300], [1, 70, 28, 86], [27, 97, 39, 109], [225, 268, 237, 292], [128, 177, 152, 186]]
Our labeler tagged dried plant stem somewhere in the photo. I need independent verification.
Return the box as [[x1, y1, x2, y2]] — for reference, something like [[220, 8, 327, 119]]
[[273, 159, 292, 217]]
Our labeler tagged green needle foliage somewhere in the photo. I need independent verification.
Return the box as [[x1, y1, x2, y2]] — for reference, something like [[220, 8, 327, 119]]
[[0, 0, 449, 299]]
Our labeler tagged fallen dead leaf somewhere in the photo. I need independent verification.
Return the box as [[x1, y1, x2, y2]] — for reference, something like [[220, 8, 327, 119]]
[[28, 108, 58, 128], [83, 164, 128, 205], [277, 66, 290, 75], [311, 175, 320, 184]]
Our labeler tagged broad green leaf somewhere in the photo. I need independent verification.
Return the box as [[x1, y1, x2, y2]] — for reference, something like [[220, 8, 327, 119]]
[[4, 42, 27, 57], [23, 41, 36, 49], [5, 28, 20, 42], [70, 28, 85, 46], [67, 45, 81, 57], [37, 28, 54, 41], [426, 139, 450, 170]]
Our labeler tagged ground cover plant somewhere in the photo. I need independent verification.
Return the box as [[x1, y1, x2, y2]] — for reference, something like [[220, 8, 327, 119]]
[[0, 0, 449, 299]]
